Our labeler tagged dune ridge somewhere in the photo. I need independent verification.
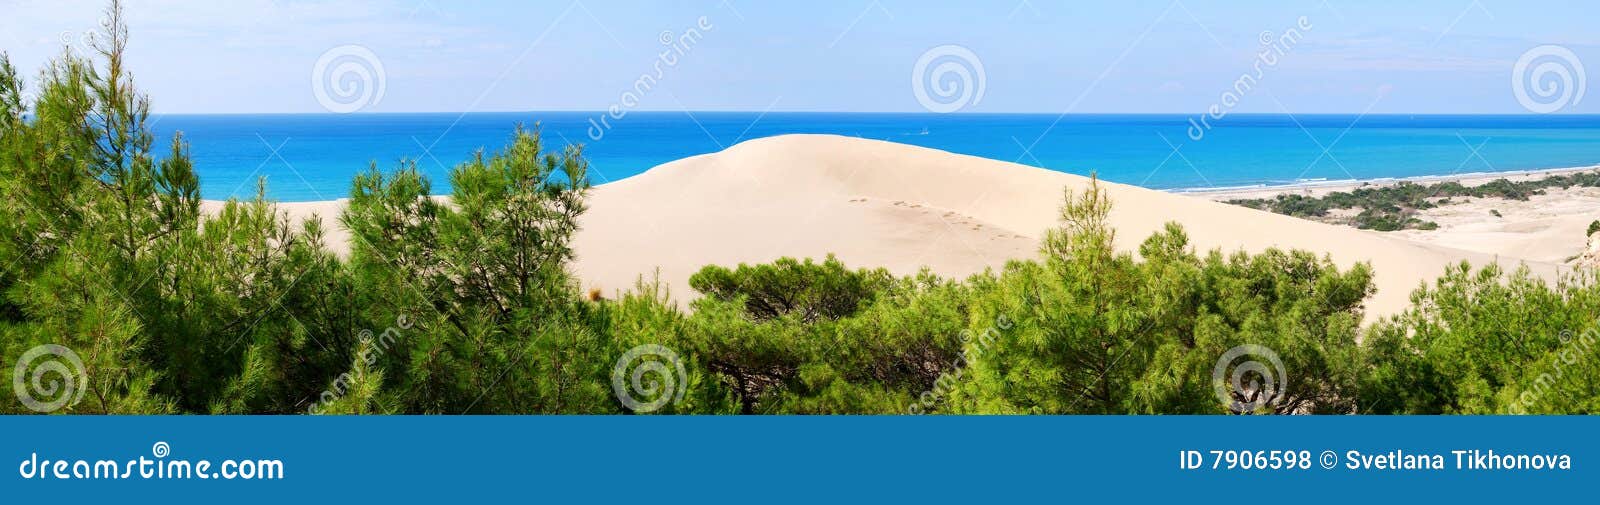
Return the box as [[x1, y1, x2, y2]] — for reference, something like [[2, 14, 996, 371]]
[[232, 134, 1563, 322]]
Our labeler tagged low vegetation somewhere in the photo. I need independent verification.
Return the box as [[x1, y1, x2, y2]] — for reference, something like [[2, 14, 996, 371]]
[[2, 5, 1598, 414], [1227, 173, 1600, 231]]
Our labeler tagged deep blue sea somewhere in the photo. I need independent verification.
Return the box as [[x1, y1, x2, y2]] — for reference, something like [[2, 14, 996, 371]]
[[148, 112, 1600, 202]]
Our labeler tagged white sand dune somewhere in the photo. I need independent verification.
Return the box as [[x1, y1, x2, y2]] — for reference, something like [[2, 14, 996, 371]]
[[240, 134, 1564, 322], [571, 134, 1562, 321], [1390, 187, 1600, 265]]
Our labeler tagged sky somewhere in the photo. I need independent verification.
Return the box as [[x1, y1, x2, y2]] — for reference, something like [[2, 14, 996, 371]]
[[0, 0, 1595, 114]]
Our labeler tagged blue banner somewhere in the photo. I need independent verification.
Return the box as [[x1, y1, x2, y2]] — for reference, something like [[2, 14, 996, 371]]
[[2, 416, 1592, 503]]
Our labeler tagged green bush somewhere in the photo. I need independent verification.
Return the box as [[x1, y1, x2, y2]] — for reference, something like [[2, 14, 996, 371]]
[[1229, 174, 1600, 231], [947, 180, 1370, 414], [1361, 265, 1600, 414], [680, 261, 975, 414], [688, 255, 892, 323]]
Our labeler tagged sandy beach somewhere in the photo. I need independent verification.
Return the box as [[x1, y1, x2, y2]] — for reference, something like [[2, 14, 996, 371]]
[[1185, 165, 1600, 265], [223, 134, 1574, 323], [1176, 165, 1600, 201]]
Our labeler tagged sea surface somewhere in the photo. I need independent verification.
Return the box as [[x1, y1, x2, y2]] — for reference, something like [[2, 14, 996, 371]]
[[147, 112, 1600, 202]]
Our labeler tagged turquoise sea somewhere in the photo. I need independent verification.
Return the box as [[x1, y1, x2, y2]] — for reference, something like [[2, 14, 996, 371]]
[[148, 112, 1600, 202]]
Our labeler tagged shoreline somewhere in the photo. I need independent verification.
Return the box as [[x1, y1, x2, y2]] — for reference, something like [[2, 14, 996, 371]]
[[1172, 164, 1600, 202], [1159, 163, 1600, 266]]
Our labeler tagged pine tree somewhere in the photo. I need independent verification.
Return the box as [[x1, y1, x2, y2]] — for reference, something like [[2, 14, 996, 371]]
[[341, 126, 609, 413]]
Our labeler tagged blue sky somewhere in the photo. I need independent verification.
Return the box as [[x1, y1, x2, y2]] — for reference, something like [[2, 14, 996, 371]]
[[1, 0, 1595, 114]]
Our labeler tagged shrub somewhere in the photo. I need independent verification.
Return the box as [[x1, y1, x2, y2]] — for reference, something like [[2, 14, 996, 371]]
[[949, 179, 1372, 414], [338, 125, 607, 414], [1361, 265, 1600, 414], [688, 255, 893, 323], [1229, 173, 1600, 231], [681, 261, 970, 414]]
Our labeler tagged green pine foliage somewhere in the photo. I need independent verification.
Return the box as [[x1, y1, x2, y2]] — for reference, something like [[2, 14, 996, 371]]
[[689, 256, 894, 323], [337, 125, 614, 414], [5, 1, 1600, 415], [947, 180, 1370, 414], [1360, 265, 1600, 414], [682, 262, 973, 414]]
